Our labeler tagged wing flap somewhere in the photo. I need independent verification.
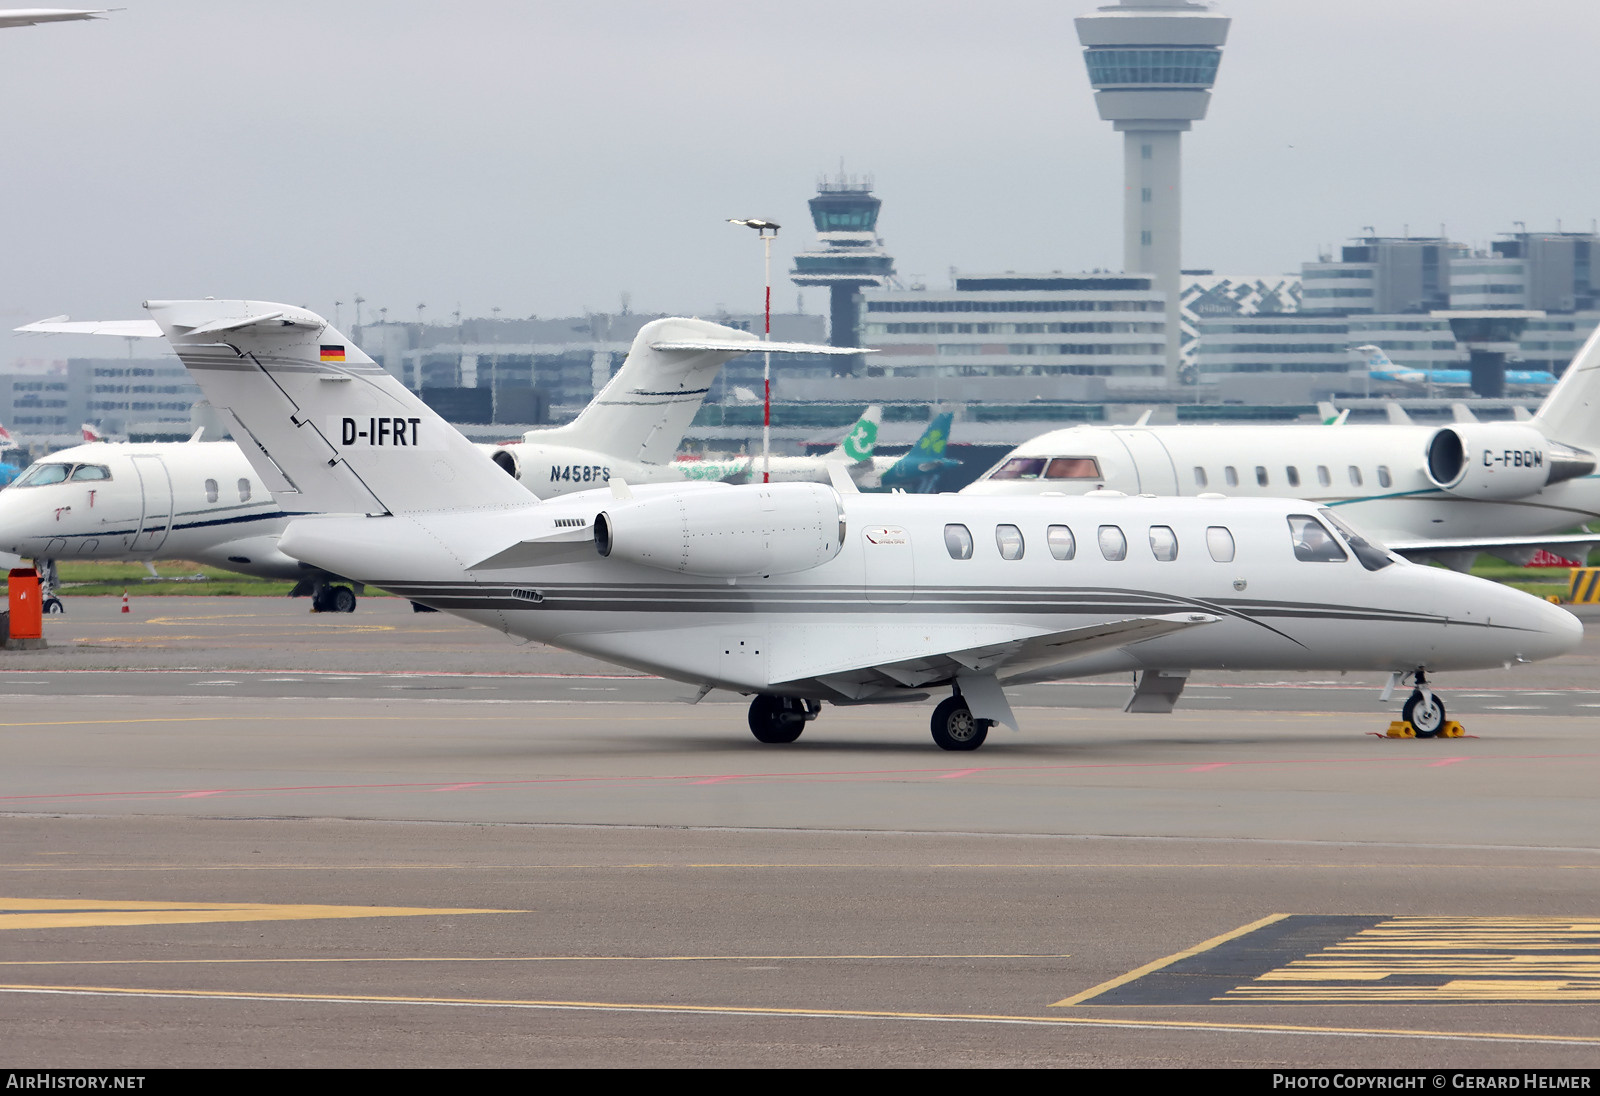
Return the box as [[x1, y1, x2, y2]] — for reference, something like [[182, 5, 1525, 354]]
[[769, 613, 1218, 694]]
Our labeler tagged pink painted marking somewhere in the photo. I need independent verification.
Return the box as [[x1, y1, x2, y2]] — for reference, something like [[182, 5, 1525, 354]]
[[1428, 757, 1472, 768], [940, 769, 983, 780], [178, 791, 223, 798], [432, 783, 487, 792], [1187, 763, 1231, 773]]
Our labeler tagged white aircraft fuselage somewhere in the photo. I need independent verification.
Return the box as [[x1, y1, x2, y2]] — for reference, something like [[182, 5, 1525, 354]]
[[0, 440, 308, 579], [963, 421, 1600, 544], [278, 487, 1578, 701]]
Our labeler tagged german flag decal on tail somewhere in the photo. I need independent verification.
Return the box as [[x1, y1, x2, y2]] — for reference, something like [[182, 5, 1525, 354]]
[[320, 345, 346, 362]]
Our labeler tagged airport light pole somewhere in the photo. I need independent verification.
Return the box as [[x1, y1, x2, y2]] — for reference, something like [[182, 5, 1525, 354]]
[[729, 218, 780, 483]]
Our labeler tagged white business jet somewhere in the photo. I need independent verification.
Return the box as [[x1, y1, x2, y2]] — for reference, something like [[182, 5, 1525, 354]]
[[2, 316, 859, 610], [965, 325, 1600, 571], [103, 298, 1579, 748]]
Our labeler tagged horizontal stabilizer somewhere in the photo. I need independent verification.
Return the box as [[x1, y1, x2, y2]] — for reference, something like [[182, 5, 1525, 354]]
[[14, 318, 163, 338], [651, 338, 873, 356]]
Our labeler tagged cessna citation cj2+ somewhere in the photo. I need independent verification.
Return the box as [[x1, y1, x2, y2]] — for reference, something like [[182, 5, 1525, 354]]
[[965, 324, 1600, 570], [138, 299, 1577, 749]]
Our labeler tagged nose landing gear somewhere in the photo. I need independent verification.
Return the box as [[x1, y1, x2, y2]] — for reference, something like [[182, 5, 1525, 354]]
[[1383, 668, 1460, 739]]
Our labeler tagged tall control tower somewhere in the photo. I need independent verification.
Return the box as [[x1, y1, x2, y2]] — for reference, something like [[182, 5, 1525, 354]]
[[1076, 0, 1229, 383], [790, 175, 895, 374]]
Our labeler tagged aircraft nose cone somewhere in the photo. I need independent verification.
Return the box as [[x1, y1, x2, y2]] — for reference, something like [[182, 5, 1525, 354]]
[[1528, 598, 1585, 661]]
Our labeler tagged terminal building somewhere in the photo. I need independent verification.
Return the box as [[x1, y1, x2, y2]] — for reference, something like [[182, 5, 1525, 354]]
[[1194, 230, 1600, 397]]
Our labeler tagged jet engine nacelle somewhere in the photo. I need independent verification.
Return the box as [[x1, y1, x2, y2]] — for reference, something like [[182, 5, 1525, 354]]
[[594, 482, 845, 578], [1425, 423, 1593, 500]]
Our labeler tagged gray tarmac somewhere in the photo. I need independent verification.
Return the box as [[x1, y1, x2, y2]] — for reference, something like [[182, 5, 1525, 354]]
[[1, 596, 1598, 1068]]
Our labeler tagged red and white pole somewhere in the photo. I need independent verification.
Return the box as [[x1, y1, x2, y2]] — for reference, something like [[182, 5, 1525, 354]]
[[761, 231, 773, 484]]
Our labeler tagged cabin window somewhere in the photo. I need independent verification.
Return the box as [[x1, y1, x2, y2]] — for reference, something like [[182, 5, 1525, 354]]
[[1288, 514, 1348, 563], [1224, 466, 1238, 487], [1193, 467, 1207, 488], [1377, 466, 1392, 488], [1317, 465, 1332, 487], [1255, 466, 1269, 487], [1148, 525, 1178, 562], [944, 524, 974, 560], [1098, 525, 1127, 561], [204, 478, 219, 504], [1285, 466, 1300, 488], [1047, 524, 1076, 560], [12, 463, 71, 487], [1206, 526, 1235, 563], [238, 478, 252, 502], [68, 464, 111, 481], [989, 457, 1046, 480], [995, 524, 1024, 560], [1044, 457, 1101, 479], [1348, 466, 1363, 487]]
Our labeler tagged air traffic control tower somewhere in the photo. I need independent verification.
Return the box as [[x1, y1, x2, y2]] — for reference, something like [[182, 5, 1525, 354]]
[[1076, 0, 1229, 383], [791, 175, 895, 374]]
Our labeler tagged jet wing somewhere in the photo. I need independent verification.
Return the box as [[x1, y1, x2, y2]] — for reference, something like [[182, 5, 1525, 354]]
[[14, 317, 164, 338], [769, 612, 1219, 700], [1385, 533, 1599, 568]]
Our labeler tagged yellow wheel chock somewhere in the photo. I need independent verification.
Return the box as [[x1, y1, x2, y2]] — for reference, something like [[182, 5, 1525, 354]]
[[1386, 720, 1465, 739]]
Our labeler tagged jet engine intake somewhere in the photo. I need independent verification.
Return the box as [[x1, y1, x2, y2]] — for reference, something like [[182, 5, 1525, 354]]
[[595, 482, 845, 577], [1425, 424, 1594, 500]]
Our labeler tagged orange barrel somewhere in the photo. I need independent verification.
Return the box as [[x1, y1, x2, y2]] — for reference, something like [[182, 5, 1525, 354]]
[[7, 568, 42, 640]]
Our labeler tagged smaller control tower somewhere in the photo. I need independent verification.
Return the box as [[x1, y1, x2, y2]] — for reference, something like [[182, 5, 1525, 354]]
[[790, 174, 896, 374]]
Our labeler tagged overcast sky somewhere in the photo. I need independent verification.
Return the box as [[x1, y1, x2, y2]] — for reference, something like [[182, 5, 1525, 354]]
[[4, 0, 1598, 362]]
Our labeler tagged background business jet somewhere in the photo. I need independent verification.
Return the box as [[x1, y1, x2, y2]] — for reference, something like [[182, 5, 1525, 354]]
[[965, 325, 1600, 572]]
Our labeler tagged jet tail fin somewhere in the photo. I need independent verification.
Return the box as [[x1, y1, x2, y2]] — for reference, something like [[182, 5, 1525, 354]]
[[525, 317, 868, 465], [826, 405, 882, 462], [1532, 322, 1600, 447], [145, 300, 530, 515]]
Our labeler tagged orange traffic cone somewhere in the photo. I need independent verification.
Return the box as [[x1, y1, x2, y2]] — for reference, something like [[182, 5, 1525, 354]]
[[121, 591, 130, 614]]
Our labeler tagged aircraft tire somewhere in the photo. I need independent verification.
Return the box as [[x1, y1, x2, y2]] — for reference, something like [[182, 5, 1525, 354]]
[[748, 694, 804, 744], [330, 586, 357, 614], [42, 597, 64, 615], [1403, 690, 1446, 738], [931, 696, 988, 751]]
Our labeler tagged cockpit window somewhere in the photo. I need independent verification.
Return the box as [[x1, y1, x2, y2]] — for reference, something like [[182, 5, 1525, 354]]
[[988, 457, 1047, 480], [1320, 508, 1395, 572], [69, 464, 111, 481], [1044, 457, 1101, 480], [1288, 514, 1348, 563], [12, 463, 71, 487]]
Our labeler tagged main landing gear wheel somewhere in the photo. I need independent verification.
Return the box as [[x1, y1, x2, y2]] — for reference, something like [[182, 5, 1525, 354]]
[[313, 586, 357, 614], [42, 597, 64, 614], [931, 695, 989, 752], [748, 694, 806, 744], [1403, 689, 1446, 738]]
